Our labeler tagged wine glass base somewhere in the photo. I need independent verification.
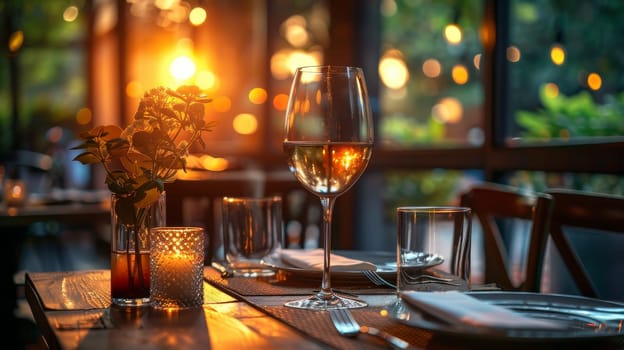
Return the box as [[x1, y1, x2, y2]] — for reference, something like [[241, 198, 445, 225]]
[[284, 293, 367, 310]]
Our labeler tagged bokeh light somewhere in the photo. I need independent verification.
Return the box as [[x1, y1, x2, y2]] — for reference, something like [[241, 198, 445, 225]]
[[444, 23, 462, 44], [451, 64, 469, 85], [169, 56, 196, 80], [233, 113, 258, 135], [506, 46, 521, 62], [379, 51, 409, 89], [432, 97, 463, 124], [550, 44, 565, 65], [587, 72, 602, 90], [422, 58, 442, 78], [249, 88, 268, 104], [189, 7, 207, 26]]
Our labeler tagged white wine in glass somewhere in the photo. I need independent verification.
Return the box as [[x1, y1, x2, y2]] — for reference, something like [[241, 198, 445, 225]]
[[283, 65, 374, 310]]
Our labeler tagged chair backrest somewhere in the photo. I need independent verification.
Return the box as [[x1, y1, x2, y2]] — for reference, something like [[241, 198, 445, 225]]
[[459, 183, 553, 292], [545, 188, 624, 299], [164, 169, 264, 263], [263, 171, 322, 249]]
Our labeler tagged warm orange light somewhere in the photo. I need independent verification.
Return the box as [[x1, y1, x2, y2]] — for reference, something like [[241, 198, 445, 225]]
[[444, 23, 462, 45], [8, 31, 23, 52], [201, 156, 228, 171], [379, 53, 409, 89], [232, 113, 258, 135], [286, 50, 320, 76], [126, 81, 143, 98], [451, 64, 469, 85], [300, 98, 311, 113], [506, 46, 521, 62], [550, 44, 565, 65], [587, 72, 602, 90], [76, 108, 92, 125], [212, 96, 231, 113], [283, 15, 309, 47], [248, 88, 268, 104], [63, 6, 79, 22], [432, 97, 463, 124], [189, 7, 206, 26], [273, 94, 289, 111], [196, 70, 218, 91], [422, 58, 441, 78], [169, 56, 195, 81]]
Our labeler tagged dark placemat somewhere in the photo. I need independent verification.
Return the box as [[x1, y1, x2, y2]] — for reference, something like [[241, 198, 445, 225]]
[[263, 305, 432, 350], [203, 268, 624, 350], [203, 266, 394, 297]]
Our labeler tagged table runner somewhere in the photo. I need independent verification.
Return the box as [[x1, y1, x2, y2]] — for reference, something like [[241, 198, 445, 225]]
[[203, 268, 624, 350], [203, 265, 394, 296]]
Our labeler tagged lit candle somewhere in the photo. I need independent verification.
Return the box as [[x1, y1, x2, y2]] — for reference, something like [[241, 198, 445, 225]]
[[159, 251, 202, 301], [3, 179, 27, 207], [150, 227, 205, 309]]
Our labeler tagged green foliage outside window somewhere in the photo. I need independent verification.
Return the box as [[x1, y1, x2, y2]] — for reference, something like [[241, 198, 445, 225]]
[[516, 86, 624, 140]]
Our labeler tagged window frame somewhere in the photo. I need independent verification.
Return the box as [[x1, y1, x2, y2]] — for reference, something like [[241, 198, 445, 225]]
[[357, 0, 623, 180]]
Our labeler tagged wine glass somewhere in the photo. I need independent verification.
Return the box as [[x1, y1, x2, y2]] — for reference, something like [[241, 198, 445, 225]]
[[282, 65, 374, 310]]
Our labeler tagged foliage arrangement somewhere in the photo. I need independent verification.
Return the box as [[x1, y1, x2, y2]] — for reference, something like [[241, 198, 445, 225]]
[[516, 87, 624, 139], [72, 85, 215, 225]]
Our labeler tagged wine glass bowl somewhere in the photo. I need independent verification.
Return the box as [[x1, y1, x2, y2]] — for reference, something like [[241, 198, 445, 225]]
[[282, 65, 374, 310]]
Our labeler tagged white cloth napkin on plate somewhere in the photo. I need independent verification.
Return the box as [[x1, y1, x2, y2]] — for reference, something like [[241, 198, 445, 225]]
[[401, 290, 564, 330], [280, 249, 377, 271]]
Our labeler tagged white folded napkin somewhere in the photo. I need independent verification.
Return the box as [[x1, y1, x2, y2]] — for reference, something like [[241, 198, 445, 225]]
[[401, 290, 564, 330], [280, 249, 377, 271]]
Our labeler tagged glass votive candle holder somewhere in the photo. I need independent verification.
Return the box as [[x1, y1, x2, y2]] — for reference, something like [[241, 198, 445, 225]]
[[3, 179, 28, 207], [150, 227, 205, 309]]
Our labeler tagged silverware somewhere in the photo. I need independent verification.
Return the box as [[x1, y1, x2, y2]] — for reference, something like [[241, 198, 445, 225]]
[[329, 308, 419, 350], [407, 274, 454, 283], [362, 270, 397, 289], [505, 305, 624, 322], [363, 269, 458, 288], [401, 270, 460, 286], [211, 261, 233, 278]]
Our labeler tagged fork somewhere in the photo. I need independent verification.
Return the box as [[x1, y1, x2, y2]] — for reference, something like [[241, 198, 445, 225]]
[[403, 273, 457, 284], [363, 270, 456, 288], [329, 308, 418, 350], [362, 270, 397, 289]]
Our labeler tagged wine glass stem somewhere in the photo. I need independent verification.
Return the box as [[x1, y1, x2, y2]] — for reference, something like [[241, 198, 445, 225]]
[[320, 196, 336, 295]]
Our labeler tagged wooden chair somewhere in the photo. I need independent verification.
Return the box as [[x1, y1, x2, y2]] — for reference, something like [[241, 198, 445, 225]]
[[164, 169, 264, 263], [459, 183, 553, 292], [545, 188, 624, 299], [263, 171, 322, 249]]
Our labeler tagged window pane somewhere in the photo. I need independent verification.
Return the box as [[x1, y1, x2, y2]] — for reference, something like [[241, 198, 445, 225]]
[[379, 0, 484, 148], [501, 170, 624, 196], [508, 1, 624, 144], [268, 0, 329, 156], [19, 48, 86, 144], [1, 0, 87, 155], [355, 169, 483, 251], [0, 55, 10, 153]]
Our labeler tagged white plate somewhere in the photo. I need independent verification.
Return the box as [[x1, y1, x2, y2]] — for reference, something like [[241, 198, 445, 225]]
[[385, 291, 624, 340]]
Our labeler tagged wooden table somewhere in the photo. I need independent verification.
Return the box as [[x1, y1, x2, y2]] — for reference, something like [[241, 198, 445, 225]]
[[24, 269, 386, 350], [0, 201, 110, 228], [24, 267, 624, 350]]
